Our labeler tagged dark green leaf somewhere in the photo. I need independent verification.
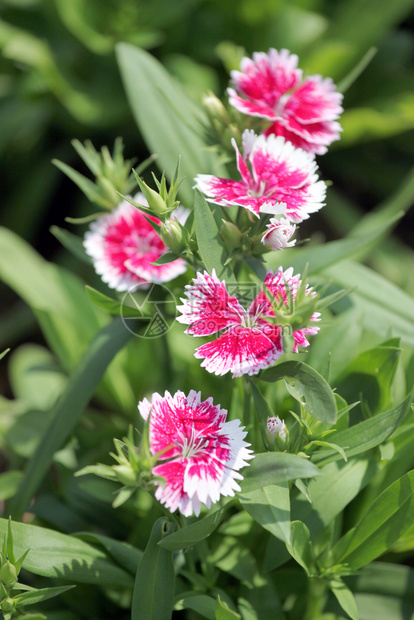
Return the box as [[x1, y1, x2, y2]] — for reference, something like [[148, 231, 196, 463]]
[[0, 471, 23, 501], [8, 318, 133, 521], [329, 578, 359, 620], [158, 502, 233, 551], [74, 532, 142, 575], [0, 519, 133, 588], [239, 483, 291, 543], [50, 226, 91, 264], [215, 595, 241, 619], [259, 361, 337, 424], [312, 393, 411, 465], [194, 191, 233, 280], [85, 285, 148, 318], [241, 453, 320, 494], [286, 521, 312, 575], [132, 518, 175, 620]]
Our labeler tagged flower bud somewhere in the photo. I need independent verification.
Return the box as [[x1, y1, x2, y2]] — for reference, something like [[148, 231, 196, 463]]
[[202, 91, 229, 125], [0, 597, 15, 613], [113, 464, 140, 487], [220, 220, 243, 248], [137, 179, 168, 215], [267, 417, 287, 442], [262, 217, 296, 251], [0, 563, 17, 588], [160, 220, 185, 254]]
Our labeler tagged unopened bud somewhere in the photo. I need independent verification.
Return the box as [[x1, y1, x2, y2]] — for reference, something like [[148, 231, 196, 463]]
[[160, 220, 184, 254], [138, 179, 168, 215], [220, 220, 242, 248], [267, 417, 287, 442], [0, 597, 15, 613], [202, 91, 228, 125], [113, 464, 140, 487], [0, 563, 17, 588]]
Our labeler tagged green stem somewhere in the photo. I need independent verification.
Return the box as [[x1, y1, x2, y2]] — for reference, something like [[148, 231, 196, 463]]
[[304, 577, 327, 620]]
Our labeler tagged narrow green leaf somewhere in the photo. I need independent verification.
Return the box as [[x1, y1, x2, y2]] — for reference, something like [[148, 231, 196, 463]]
[[0, 348, 10, 361], [50, 226, 91, 264], [249, 382, 273, 449], [0, 519, 133, 588], [14, 585, 75, 608], [75, 532, 142, 576], [329, 578, 359, 620], [52, 159, 106, 207], [337, 47, 377, 93], [132, 518, 175, 620], [0, 471, 23, 501], [85, 285, 148, 318], [259, 361, 337, 424], [215, 595, 241, 619], [194, 191, 233, 280], [116, 44, 222, 205], [241, 453, 320, 494], [8, 318, 133, 520], [64, 213, 107, 224], [176, 594, 216, 619], [332, 470, 414, 569], [151, 252, 180, 266], [312, 393, 411, 465], [239, 483, 291, 543], [158, 502, 233, 551]]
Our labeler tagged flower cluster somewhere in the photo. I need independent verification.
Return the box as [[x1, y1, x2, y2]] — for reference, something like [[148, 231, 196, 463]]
[[77, 47, 341, 517]]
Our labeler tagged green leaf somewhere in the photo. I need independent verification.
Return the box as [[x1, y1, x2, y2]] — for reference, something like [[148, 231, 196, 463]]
[[8, 318, 133, 521], [85, 285, 148, 318], [271, 210, 403, 277], [131, 518, 175, 620], [0, 471, 23, 501], [249, 382, 273, 449], [0, 348, 10, 361], [239, 483, 291, 543], [116, 44, 222, 205], [74, 532, 142, 575], [194, 191, 233, 280], [345, 561, 414, 600], [65, 213, 107, 224], [259, 361, 337, 424], [14, 585, 75, 608], [286, 521, 312, 575], [215, 595, 241, 619], [337, 47, 377, 93], [332, 470, 414, 569], [241, 453, 320, 494], [0, 519, 133, 587], [312, 393, 411, 465], [176, 594, 216, 619], [329, 578, 359, 620], [336, 341, 402, 415], [50, 226, 91, 264], [322, 261, 414, 347], [158, 502, 233, 551]]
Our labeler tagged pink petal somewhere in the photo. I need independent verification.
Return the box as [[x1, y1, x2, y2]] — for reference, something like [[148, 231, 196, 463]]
[[177, 270, 245, 336], [84, 196, 186, 291], [153, 458, 202, 517], [227, 88, 279, 120], [286, 76, 343, 124], [195, 325, 283, 377]]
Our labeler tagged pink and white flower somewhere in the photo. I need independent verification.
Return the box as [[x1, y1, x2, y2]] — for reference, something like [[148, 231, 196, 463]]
[[194, 131, 326, 221], [177, 268, 320, 378], [262, 216, 296, 250], [83, 194, 187, 291], [267, 417, 287, 441], [138, 390, 253, 516], [228, 49, 343, 155]]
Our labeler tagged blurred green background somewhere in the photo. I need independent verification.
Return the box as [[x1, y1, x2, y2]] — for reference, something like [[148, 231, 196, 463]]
[[1, 0, 414, 362]]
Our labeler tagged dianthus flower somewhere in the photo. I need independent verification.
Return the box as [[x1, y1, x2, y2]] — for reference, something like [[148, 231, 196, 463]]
[[177, 269, 320, 378], [83, 194, 187, 291], [228, 49, 343, 155], [194, 130, 326, 221], [262, 217, 296, 250], [138, 390, 253, 516]]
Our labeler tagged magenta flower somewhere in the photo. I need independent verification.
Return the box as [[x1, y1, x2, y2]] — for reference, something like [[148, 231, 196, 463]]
[[177, 269, 320, 378], [194, 131, 326, 221], [83, 194, 187, 291], [138, 390, 253, 516], [262, 217, 296, 250], [228, 49, 343, 155]]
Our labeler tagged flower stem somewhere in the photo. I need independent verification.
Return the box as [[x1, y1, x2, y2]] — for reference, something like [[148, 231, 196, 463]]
[[304, 577, 327, 620]]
